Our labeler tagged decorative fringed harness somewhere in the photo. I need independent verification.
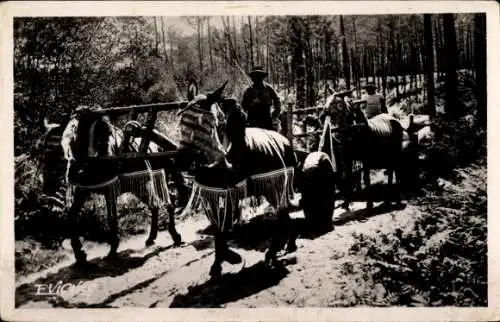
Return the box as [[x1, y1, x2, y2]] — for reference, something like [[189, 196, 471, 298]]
[[66, 166, 171, 211], [248, 167, 295, 211], [119, 168, 171, 208], [66, 175, 121, 210], [181, 179, 247, 232], [180, 166, 295, 232], [63, 112, 172, 217]]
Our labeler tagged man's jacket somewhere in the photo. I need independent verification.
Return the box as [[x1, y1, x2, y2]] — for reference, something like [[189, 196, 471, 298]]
[[241, 82, 281, 130]]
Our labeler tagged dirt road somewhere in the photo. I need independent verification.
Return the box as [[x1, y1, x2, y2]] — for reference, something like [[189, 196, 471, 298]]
[[16, 187, 420, 308]]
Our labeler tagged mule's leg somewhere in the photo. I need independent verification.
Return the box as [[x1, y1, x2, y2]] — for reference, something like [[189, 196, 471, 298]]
[[209, 231, 223, 278], [166, 202, 183, 246], [265, 209, 290, 266], [387, 167, 393, 185], [67, 188, 88, 263], [363, 166, 374, 209], [394, 160, 403, 204], [284, 207, 298, 253], [105, 195, 120, 258], [209, 230, 242, 278], [341, 158, 353, 210], [145, 205, 159, 247], [171, 170, 190, 209]]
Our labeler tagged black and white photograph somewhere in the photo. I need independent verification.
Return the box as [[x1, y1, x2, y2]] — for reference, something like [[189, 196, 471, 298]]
[[1, 1, 498, 321]]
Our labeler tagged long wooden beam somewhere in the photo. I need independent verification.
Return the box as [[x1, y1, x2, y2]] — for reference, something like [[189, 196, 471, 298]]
[[82, 150, 198, 162], [291, 107, 324, 114], [88, 98, 238, 116]]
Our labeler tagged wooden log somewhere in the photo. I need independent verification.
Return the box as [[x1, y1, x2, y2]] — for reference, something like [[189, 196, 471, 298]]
[[82, 150, 198, 162], [291, 106, 324, 114], [87, 98, 238, 117]]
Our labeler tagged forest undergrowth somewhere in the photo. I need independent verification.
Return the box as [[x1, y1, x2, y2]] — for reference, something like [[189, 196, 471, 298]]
[[341, 71, 487, 306]]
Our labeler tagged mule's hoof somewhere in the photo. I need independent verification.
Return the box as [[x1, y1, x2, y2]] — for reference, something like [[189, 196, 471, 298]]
[[145, 239, 156, 247], [286, 243, 298, 254], [74, 253, 88, 265], [264, 251, 278, 267], [106, 252, 119, 261], [225, 249, 242, 265], [209, 264, 222, 278], [173, 234, 183, 247]]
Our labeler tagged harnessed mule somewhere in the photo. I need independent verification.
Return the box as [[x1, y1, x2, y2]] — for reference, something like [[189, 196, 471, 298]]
[[319, 94, 364, 199], [181, 82, 299, 278], [59, 105, 182, 263], [336, 98, 405, 210]]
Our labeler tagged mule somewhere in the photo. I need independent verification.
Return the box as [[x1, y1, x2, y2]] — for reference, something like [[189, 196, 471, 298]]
[[337, 99, 406, 210], [57, 105, 183, 263], [183, 81, 299, 278]]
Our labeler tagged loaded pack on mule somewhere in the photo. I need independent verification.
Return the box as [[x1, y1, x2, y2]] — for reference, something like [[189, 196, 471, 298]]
[[53, 105, 183, 263], [296, 84, 421, 212], [317, 87, 419, 210], [37, 83, 237, 264]]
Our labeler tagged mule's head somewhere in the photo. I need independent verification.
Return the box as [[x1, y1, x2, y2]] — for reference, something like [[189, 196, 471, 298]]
[[324, 93, 359, 129], [224, 99, 248, 142], [183, 79, 228, 124], [179, 79, 229, 146]]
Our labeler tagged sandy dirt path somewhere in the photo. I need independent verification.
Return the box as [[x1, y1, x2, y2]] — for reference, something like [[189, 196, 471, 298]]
[[16, 180, 421, 308]]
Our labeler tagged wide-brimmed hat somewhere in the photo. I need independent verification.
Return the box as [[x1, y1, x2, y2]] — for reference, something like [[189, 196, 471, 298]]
[[364, 82, 377, 89], [248, 66, 268, 78]]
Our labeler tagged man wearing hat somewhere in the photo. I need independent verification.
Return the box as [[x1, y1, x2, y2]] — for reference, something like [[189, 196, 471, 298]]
[[241, 66, 282, 131], [361, 82, 387, 119]]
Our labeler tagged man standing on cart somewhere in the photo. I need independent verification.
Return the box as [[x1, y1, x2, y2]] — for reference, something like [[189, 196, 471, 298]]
[[361, 82, 388, 119], [241, 66, 282, 132]]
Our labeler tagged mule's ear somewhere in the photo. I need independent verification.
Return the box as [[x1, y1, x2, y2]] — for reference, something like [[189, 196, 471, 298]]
[[187, 79, 198, 101], [211, 80, 229, 101]]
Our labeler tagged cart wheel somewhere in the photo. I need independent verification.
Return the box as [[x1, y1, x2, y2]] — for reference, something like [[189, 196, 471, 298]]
[[300, 152, 336, 228]]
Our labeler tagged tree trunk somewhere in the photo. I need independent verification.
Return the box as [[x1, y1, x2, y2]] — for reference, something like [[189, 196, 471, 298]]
[[197, 17, 203, 73], [159, 18, 170, 67], [207, 17, 214, 70], [290, 17, 305, 109], [153, 17, 159, 57], [352, 16, 361, 96], [442, 13, 459, 117], [255, 17, 261, 66], [474, 13, 487, 127], [423, 14, 436, 116], [340, 15, 350, 88], [248, 16, 254, 68], [266, 18, 270, 74], [305, 20, 315, 107]]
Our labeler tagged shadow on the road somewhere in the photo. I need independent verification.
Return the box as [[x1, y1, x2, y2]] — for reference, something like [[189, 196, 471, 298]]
[[332, 202, 407, 226], [15, 244, 175, 308], [169, 261, 290, 308], [193, 212, 336, 253], [194, 213, 278, 252], [349, 182, 401, 203]]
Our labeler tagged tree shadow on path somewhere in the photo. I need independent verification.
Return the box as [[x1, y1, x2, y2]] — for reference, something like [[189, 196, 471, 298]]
[[332, 202, 407, 226], [15, 244, 175, 307]]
